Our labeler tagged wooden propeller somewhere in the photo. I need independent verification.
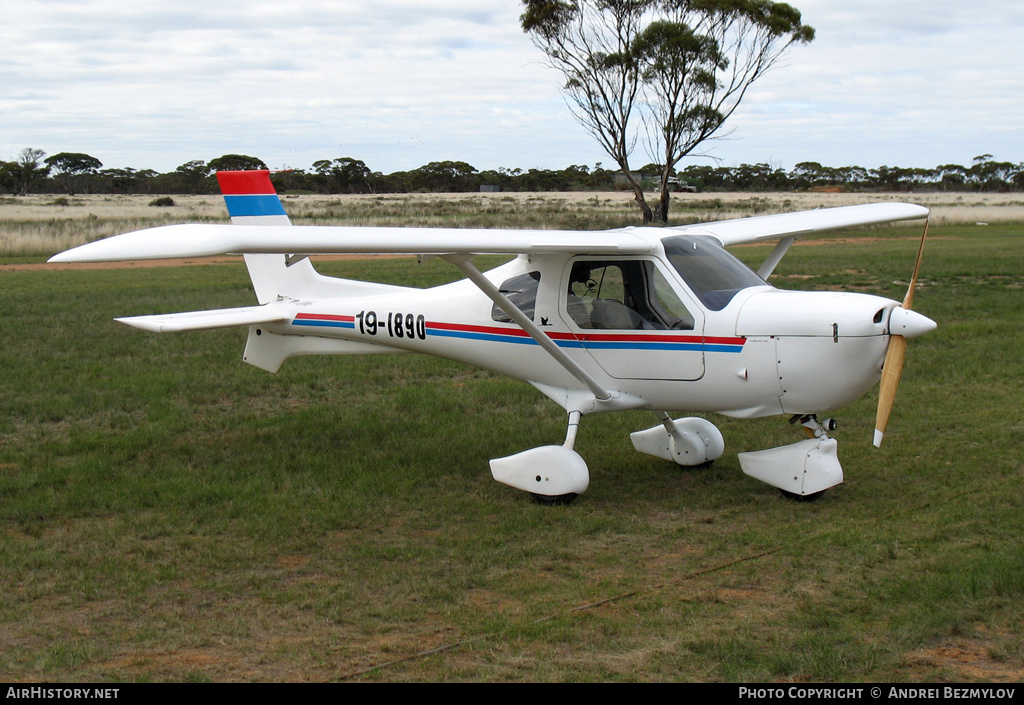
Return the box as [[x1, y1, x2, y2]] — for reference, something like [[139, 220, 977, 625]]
[[874, 219, 929, 447]]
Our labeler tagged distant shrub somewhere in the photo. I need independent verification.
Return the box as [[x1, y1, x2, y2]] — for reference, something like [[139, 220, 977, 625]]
[[149, 196, 175, 207], [51, 197, 71, 206]]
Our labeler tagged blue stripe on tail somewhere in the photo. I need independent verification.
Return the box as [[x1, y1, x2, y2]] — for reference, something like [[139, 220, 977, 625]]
[[223, 194, 288, 218]]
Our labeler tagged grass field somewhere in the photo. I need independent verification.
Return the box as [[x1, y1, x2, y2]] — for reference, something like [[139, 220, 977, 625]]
[[1, 196, 1022, 682]]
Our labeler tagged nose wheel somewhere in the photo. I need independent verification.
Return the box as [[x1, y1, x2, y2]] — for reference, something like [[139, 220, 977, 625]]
[[779, 488, 826, 502], [778, 414, 836, 500], [791, 413, 837, 436]]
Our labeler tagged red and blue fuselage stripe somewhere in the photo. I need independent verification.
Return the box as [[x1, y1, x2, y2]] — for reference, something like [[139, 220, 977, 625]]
[[290, 315, 744, 352], [292, 313, 355, 330], [427, 321, 744, 352]]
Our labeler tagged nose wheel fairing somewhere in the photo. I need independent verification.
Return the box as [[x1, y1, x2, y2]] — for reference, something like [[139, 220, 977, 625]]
[[738, 436, 843, 497]]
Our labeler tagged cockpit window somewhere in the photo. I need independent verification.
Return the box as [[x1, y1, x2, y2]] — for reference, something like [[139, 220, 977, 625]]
[[492, 271, 541, 323], [565, 260, 695, 330], [662, 235, 766, 311]]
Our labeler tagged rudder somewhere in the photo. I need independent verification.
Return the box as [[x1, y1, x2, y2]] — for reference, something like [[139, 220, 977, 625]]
[[216, 170, 318, 304]]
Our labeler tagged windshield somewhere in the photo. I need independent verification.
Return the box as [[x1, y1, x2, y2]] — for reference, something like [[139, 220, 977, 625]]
[[663, 235, 767, 311]]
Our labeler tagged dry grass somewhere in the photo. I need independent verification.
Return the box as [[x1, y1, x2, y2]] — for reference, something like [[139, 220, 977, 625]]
[[2, 191, 1023, 257], [3, 190, 1023, 222]]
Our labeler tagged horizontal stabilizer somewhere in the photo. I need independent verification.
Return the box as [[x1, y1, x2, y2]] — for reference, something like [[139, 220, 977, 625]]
[[116, 303, 292, 333]]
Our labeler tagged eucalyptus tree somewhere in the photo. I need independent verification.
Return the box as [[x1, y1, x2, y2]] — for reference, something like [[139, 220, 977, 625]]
[[208, 154, 268, 172], [11, 148, 50, 196], [0, 161, 16, 195], [634, 1, 813, 220], [174, 160, 212, 194], [968, 154, 1018, 192], [521, 0, 813, 223], [410, 161, 479, 192], [312, 157, 373, 193], [522, 0, 654, 220], [44, 152, 103, 195]]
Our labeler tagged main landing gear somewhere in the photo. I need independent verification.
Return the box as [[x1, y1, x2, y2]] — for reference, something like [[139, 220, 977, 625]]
[[630, 413, 725, 469], [489, 410, 590, 506], [492, 410, 727, 505]]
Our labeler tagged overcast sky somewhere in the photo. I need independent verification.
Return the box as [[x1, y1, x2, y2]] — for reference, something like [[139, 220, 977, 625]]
[[3, 1, 1021, 175]]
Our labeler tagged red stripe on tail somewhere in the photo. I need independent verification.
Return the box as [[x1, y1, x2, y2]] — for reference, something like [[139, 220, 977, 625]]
[[215, 170, 277, 195]]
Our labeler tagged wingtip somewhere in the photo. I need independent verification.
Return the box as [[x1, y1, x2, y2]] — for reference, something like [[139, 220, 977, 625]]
[[47, 250, 77, 264], [873, 429, 884, 448]]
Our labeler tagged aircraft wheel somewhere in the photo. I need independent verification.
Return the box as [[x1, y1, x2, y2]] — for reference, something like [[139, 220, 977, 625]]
[[531, 493, 578, 506], [779, 489, 826, 502]]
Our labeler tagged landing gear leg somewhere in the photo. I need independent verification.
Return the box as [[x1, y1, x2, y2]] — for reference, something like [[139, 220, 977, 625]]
[[532, 411, 584, 505]]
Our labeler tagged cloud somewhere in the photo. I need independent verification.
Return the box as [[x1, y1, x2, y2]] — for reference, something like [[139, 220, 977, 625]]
[[1, 1, 570, 171], [2, 1, 1020, 174], [714, 0, 1024, 168]]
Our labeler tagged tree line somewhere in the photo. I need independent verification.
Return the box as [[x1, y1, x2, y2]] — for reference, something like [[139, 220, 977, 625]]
[[3, 148, 1022, 197]]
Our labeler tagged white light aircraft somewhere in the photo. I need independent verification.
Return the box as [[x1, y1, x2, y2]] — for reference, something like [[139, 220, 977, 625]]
[[50, 171, 936, 504]]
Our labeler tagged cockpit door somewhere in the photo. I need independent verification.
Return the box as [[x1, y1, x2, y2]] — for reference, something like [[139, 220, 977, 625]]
[[557, 257, 706, 381]]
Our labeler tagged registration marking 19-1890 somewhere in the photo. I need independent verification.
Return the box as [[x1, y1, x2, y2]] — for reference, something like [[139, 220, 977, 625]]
[[356, 310, 427, 341]]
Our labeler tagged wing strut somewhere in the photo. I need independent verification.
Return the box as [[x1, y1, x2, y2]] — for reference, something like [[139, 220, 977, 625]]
[[443, 255, 611, 401], [757, 235, 797, 279]]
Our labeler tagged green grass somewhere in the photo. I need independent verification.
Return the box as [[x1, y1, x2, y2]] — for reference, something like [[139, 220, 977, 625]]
[[1, 225, 1022, 682]]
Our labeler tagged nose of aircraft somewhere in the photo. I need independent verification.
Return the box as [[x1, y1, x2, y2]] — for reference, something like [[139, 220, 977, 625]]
[[874, 304, 936, 448], [888, 306, 937, 340]]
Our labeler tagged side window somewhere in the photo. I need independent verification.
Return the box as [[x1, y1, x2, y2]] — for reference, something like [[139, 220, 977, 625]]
[[492, 271, 541, 323], [566, 260, 694, 330], [649, 264, 696, 330]]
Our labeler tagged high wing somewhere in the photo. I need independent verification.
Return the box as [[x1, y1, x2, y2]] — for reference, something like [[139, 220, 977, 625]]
[[47, 202, 927, 264], [48, 223, 655, 263], [667, 202, 929, 247]]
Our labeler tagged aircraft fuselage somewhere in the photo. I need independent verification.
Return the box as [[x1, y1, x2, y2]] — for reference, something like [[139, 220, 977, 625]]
[[249, 251, 898, 419]]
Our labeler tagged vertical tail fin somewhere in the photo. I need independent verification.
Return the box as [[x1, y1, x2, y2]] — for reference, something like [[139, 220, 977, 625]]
[[216, 170, 291, 226], [213, 171, 408, 372], [215, 170, 318, 304]]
